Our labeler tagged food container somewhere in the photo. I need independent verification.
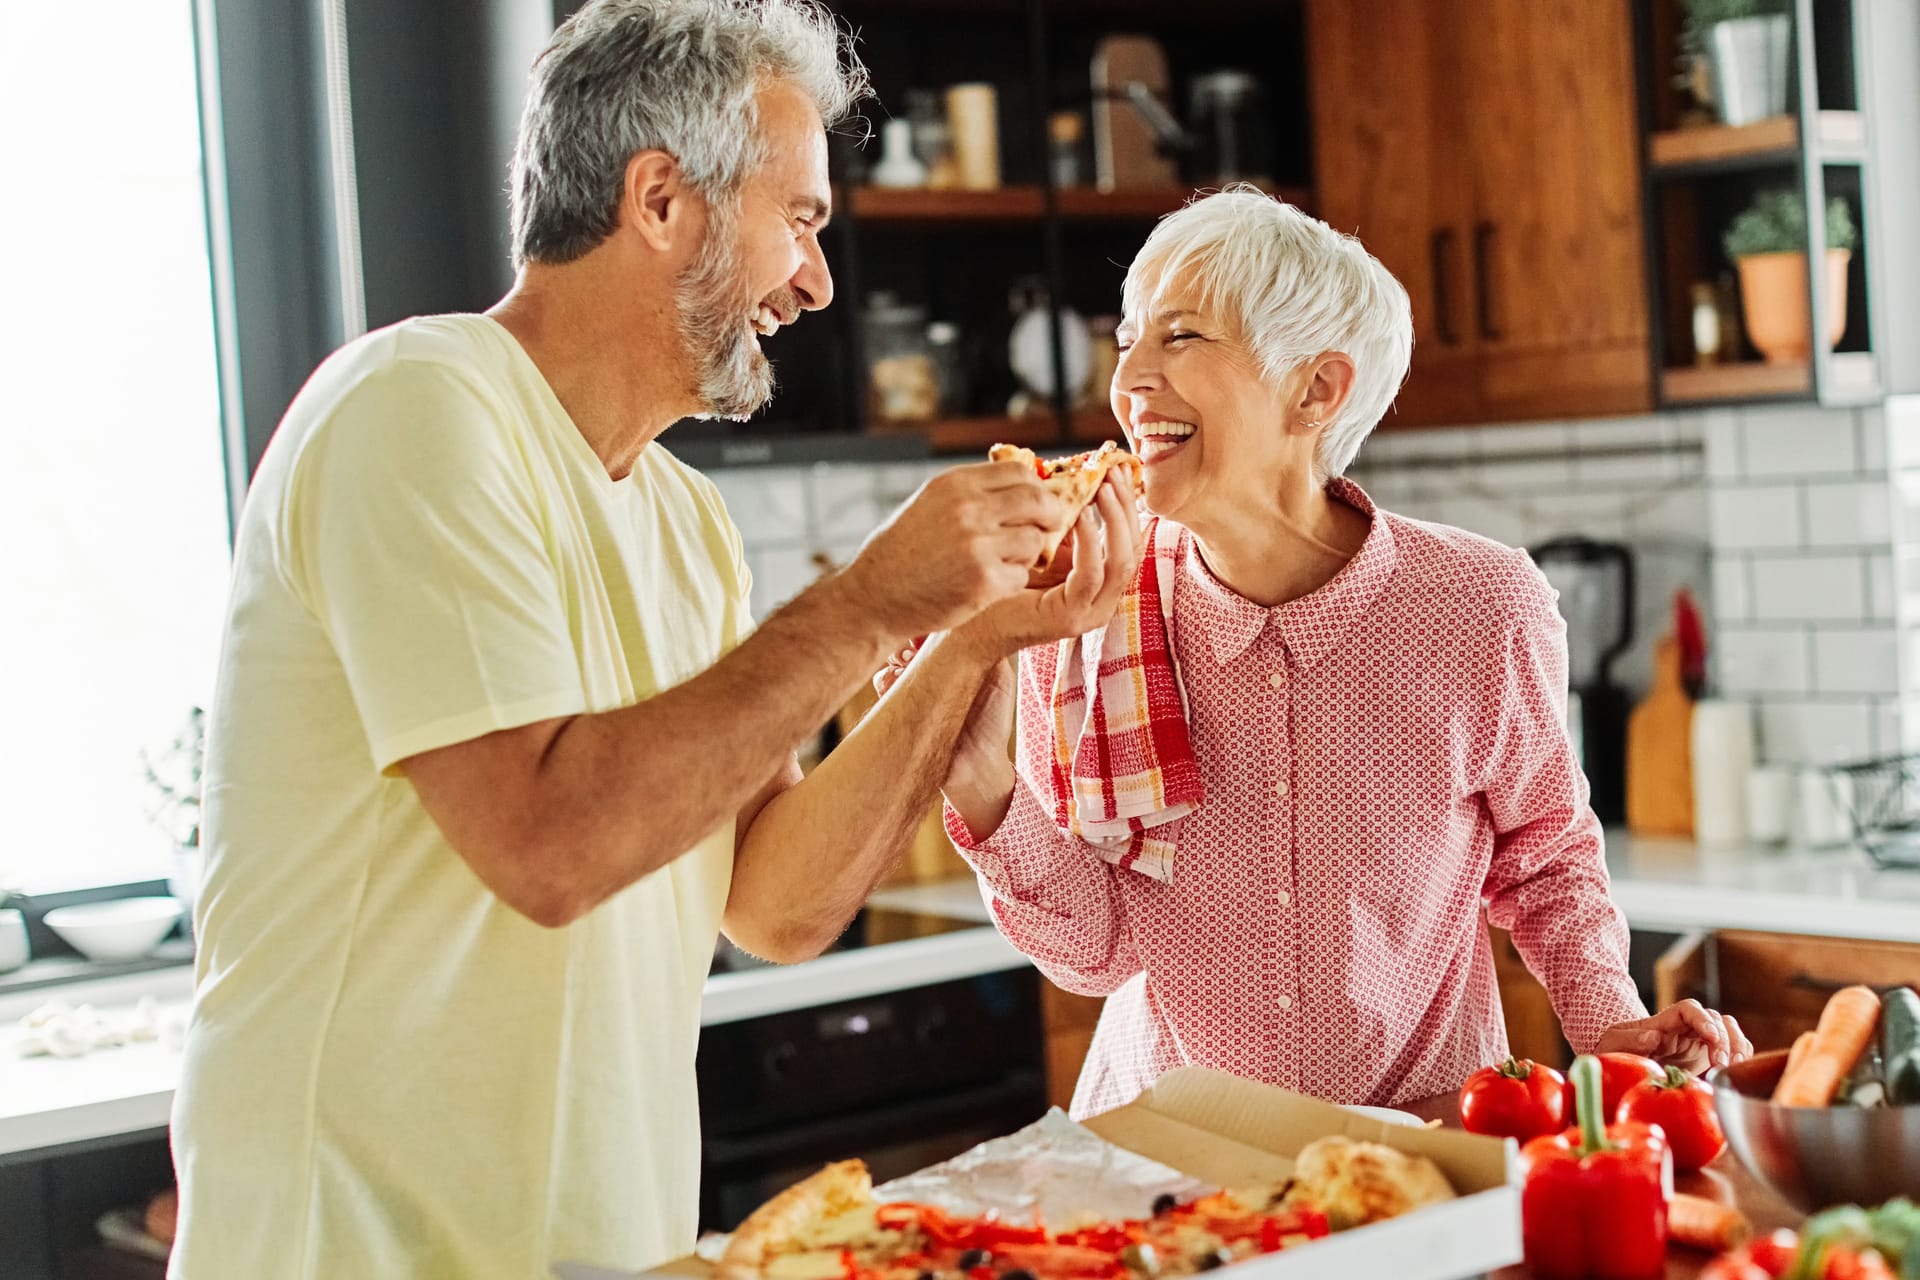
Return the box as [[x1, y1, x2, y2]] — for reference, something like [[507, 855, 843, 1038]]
[[1709, 1048, 1920, 1211], [863, 294, 938, 425]]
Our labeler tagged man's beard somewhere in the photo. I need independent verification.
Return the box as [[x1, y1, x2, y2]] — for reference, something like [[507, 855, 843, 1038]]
[[676, 204, 777, 422]]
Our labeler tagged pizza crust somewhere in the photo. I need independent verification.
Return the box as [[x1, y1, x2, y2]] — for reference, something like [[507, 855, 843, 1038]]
[[988, 441, 1143, 570], [718, 1160, 877, 1280]]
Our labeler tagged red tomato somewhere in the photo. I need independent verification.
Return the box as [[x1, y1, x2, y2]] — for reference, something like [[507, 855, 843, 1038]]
[[1825, 1246, 1899, 1280], [1701, 1252, 1774, 1280], [1579, 1053, 1663, 1122], [1459, 1057, 1568, 1141], [1747, 1229, 1801, 1278], [1618, 1065, 1727, 1171]]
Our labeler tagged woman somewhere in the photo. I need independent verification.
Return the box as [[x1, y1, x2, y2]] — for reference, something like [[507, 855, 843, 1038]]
[[885, 188, 1751, 1117]]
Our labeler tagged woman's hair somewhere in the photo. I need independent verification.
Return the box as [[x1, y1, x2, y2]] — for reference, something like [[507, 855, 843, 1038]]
[[509, 0, 869, 269], [1121, 186, 1414, 478]]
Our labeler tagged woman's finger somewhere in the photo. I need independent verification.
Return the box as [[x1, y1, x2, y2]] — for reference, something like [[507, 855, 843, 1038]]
[[1059, 509, 1105, 610], [1723, 1014, 1753, 1063]]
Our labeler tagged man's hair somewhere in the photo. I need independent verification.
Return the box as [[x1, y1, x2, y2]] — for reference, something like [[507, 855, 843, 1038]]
[[509, 0, 868, 268], [1122, 186, 1414, 479]]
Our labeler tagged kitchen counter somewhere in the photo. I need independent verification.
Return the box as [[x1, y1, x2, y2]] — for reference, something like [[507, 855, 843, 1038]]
[[875, 836, 1920, 943], [0, 915, 1022, 1163]]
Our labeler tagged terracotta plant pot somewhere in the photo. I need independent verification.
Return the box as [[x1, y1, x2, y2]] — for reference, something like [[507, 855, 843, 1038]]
[[1735, 248, 1851, 365]]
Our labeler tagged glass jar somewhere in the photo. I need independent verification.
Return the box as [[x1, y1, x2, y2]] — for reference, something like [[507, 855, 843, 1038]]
[[864, 293, 939, 424], [926, 321, 967, 416]]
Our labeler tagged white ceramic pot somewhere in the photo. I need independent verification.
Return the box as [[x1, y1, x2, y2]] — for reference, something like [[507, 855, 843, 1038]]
[[0, 909, 28, 973]]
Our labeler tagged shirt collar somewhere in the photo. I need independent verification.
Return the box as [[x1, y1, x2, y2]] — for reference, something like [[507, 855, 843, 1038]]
[[1177, 477, 1399, 670]]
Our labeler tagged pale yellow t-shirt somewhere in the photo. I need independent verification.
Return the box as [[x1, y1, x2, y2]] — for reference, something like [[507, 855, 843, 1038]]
[[170, 315, 751, 1279]]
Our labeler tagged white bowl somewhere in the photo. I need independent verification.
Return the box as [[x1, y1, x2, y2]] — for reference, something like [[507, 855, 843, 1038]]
[[43, 897, 182, 963]]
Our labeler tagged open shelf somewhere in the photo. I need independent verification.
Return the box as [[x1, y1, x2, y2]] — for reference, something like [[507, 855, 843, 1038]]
[[877, 415, 1061, 454], [1661, 361, 1810, 403], [1647, 111, 1867, 176], [848, 184, 1312, 224]]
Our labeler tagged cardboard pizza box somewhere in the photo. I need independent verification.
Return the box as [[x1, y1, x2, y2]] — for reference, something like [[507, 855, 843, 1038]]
[[557, 1066, 1521, 1280]]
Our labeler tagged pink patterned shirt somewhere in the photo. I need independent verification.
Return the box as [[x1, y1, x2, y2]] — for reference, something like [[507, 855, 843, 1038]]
[[946, 480, 1646, 1118]]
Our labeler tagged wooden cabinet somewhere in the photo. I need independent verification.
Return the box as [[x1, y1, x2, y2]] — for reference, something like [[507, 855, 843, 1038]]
[[1657, 930, 1920, 1053], [1307, 0, 1651, 427], [1040, 982, 1104, 1111], [1491, 925, 1573, 1070]]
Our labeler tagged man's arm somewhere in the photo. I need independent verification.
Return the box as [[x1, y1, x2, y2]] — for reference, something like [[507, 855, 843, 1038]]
[[404, 462, 1062, 929], [724, 481, 1143, 962]]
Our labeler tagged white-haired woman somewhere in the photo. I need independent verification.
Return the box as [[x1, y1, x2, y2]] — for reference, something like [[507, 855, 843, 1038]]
[[895, 188, 1752, 1117]]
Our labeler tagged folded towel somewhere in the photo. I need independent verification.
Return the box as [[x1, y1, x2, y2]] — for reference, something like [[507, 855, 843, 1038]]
[[1034, 518, 1203, 881]]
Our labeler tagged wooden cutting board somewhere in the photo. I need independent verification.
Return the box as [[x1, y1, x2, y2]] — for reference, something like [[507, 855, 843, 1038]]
[[1091, 35, 1180, 191], [1626, 637, 1695, 837]]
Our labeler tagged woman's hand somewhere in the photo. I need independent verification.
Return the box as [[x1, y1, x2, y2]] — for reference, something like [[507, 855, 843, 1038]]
[[1595, 999, 1754, 1074]]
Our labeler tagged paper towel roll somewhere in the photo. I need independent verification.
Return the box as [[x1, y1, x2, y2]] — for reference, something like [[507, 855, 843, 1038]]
[[1691, 700, 1755, 847]]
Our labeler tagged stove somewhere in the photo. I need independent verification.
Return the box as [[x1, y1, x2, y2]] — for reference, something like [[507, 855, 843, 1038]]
[[697, 908, 1045, 1230]]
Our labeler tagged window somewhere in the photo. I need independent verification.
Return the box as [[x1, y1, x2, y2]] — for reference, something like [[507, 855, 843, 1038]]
[[0, 2, 231, 893]]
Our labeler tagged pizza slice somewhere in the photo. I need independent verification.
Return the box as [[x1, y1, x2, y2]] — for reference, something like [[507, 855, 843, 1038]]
[[989, 441, 1143, 571]]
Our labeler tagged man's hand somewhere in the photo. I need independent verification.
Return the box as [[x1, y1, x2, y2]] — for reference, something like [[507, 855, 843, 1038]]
[[840, 460, 1068, 640], [1595, 999, 1754, 1074]]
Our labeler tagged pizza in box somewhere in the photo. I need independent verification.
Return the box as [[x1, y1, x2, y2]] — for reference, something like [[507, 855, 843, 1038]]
[[716, 1135, 1455, 1280]]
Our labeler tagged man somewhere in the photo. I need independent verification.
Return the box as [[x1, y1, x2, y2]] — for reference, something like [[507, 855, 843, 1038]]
[[168, 2, 1140, 1276]]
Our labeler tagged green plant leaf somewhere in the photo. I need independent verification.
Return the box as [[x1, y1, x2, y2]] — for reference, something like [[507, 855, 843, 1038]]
[[1723, 189, 1858, 258]]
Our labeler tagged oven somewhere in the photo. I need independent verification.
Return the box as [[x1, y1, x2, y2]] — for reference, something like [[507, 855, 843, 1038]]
[[697, 913, 1046, 1232]]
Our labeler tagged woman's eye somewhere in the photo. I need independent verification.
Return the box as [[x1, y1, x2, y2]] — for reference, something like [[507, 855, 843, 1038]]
[[1166, 331, 1198, 344], [1116, 340, 1134, 354]]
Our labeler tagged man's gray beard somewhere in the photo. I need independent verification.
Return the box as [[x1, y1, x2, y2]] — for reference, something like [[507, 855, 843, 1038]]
[[676, 208, 775, 422]]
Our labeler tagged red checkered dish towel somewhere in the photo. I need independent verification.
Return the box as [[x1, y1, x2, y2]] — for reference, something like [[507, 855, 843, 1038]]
[[1031, 518, 1205, 882]]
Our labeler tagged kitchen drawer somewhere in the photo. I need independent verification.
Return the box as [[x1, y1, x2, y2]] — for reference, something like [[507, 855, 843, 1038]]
[[1656, 929, 1920, 1053], [1491, 925, 1572, 1070], [1041, 983, 1104, 1110]]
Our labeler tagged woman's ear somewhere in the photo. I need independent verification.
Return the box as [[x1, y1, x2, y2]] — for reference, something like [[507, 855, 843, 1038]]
[[1289, 353, 1357, 437]]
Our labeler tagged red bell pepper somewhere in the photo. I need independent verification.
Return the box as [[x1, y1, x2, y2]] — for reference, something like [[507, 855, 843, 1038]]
[[1521, 1054, 1673, 1280]]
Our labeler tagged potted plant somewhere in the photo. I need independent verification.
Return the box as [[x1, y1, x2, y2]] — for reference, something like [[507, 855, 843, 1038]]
[[1682, 0, 1792, 126], [1723, 189, 1856, 366], [0, 879, 28, 974], [142, 707, 207, 928]]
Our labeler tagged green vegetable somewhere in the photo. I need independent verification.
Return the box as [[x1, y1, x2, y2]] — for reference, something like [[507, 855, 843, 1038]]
[[1882, 988, 1920, 1105], [1869, 1197, 1920, 1280], [1789, 1206, 1876, 1280], [1723, 190, 1859, 259]]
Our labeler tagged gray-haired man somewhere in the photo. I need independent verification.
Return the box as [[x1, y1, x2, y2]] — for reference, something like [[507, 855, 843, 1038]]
[[168, 2, 1137, 1275]]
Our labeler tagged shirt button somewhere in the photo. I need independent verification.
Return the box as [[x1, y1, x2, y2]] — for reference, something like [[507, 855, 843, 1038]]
[[1268, 670, 1287, 688], [1276, 890, 1292, 907], [1275, 778, 1290, 799], [1277, 995, 1294, 1011]]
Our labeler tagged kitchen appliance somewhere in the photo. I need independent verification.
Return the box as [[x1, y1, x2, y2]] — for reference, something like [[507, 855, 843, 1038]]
[[699, 909, 1046, 1231], [1530, 537, 1635, 825]]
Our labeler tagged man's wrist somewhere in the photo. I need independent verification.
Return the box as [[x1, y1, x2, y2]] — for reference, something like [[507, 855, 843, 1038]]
[[791, 566, 901, 668]]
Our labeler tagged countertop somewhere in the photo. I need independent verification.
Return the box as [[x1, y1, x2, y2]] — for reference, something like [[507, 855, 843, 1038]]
[[6, 831, 1914, 1164], [0, 913, 1022, 1163]]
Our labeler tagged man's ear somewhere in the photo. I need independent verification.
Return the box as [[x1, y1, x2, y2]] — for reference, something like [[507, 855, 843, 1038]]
[[1288, 352, 1357, 438], [622, 150, 692, 253]]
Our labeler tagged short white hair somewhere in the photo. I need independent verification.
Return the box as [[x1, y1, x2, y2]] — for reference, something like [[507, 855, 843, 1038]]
[[510, 0, 869, 268], [1121, 185, 1413, 478]]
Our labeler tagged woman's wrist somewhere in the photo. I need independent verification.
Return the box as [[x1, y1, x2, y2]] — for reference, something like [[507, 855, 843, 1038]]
[[943, 756, 1017, 844]]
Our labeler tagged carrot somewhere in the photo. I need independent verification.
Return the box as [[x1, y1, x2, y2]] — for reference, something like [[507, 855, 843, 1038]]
[[1783, 1030, 1816, 1081], [1772, 985, 1882, 1107], [1668, 1193, 1752, 1253]]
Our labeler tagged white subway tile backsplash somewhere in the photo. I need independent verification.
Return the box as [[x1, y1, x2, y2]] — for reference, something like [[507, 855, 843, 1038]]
[[1708, 485, 1803, 551], [1425, 495, 1531, 548], [1874, 698, 1905, 755], [1857, 406, 1889, 472], [1750, 554, 1869, 621], [1804, 480, 1893, 547], [1758, 699, 1876, 764], [748, 546, 820, 619], [1701, 409, 1743, 480], [1625, 489, 1710, 541], [1888, 398, 1920, 468], [1573, 449, 1684, 487], [1718, 627, 1812, 695], [1812, 627, 1901, 695], [1473, 456, 1575, 490], [1530, 491, 1628, 541], [1737, 405, 1859, 477], [1870, 554, 1897, 621], [1712, 556, 1752, 624], [811, 465, 886, 544], [1476, 422, 1574, 456], [1666, 414, 1707, 447], [715, 469, 811, 546], [1569, 416, 1669, 451]]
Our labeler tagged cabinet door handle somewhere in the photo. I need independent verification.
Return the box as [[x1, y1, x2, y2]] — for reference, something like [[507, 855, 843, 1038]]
[[1430, 228, 1459, 347], [1474, 220, 1501, 341]]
